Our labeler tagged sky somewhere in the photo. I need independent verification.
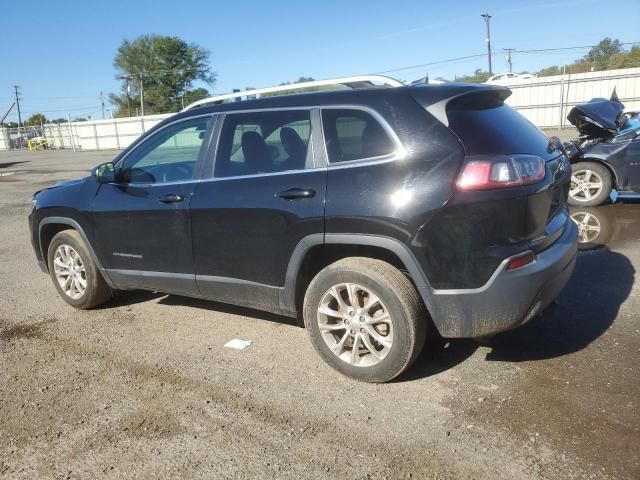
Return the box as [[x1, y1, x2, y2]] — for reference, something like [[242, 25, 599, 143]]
[[1, 0, 639, 122]]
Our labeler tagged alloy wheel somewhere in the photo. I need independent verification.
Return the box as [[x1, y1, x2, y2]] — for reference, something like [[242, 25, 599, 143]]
[[53, 244, 87, 300], [570, 170, 603, 203], [317, 283, 393, 367]]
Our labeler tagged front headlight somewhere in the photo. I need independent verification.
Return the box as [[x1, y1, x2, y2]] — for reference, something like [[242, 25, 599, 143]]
[[31, 197, 38, 210]]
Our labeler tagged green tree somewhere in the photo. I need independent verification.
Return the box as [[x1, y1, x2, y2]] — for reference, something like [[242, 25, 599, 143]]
[[608, 45, 640, 69], [110, 34, 215, 116], [537, 38, 631, 77], [586, 37, 623, 70], [26, 113, 47, 126]]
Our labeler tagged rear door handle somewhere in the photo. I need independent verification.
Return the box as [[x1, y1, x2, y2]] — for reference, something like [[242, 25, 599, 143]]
[[158, 193, 185, 204], [275, 188, 316, 200]]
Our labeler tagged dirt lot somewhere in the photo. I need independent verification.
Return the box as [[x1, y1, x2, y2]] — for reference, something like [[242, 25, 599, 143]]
[[1, 150, 638, 479]]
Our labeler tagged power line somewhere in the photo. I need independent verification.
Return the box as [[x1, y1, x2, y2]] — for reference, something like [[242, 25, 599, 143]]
[[19, 104, 102, 114], [374, 41, 640, 75]]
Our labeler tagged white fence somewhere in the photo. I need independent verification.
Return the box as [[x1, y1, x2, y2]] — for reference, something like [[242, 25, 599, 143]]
[[505, 67, 640, 128], [2, 67, 640, 152], [0, 113, 171, 151]]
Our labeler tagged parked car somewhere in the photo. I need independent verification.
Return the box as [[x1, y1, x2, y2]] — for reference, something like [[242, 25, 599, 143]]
[[29, 76, 577, 382], [485, 72, 536, 85], [565, 94, 640, 206]]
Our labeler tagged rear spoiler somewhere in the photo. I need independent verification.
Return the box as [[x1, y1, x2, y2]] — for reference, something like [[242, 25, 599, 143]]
[[408, 83, 511, 126]]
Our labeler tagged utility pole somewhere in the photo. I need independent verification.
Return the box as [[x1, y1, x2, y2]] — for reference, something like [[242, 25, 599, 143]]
[[139, 72, 145, 117], [503, 48, 515, 73], [99, 91, 105, 120], [481, 13, 493, 75], [120, 76, 132, 117], [13, 85, 23, 127]]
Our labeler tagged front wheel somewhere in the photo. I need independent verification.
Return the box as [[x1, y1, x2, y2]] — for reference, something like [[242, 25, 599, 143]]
[[303, 258, 427, 383], [568, 162, 612, 207], [47, 230, 113, 309]]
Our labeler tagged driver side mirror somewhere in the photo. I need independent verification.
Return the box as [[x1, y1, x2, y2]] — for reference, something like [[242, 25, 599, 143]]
[[93, 162, 116, 184]]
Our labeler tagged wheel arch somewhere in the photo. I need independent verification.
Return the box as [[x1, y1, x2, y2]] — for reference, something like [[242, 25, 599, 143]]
[[575, 158, 619, 189], [281, 234, 432, 321], [38, 217, 115, 288]]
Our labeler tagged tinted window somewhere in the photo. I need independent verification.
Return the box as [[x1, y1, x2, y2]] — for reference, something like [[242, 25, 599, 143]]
[[447, 95, 553, 159], [120, 117, 210, 184], [321, 109, 395, 163], [215, 110, 311, 178]]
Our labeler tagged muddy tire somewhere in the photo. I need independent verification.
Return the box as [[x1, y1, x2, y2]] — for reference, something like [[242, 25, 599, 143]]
[[47, 229, 112, 309], [303, 257, 427, 383]]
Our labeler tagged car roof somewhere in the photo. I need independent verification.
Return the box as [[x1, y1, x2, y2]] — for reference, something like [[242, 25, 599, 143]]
[[160, 83, 511, 129]]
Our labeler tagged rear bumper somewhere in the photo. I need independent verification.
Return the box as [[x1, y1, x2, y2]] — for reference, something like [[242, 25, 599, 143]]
[[420, 218, 578, 338]]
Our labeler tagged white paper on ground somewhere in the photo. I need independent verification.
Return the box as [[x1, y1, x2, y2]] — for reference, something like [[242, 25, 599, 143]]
[[224, 339, 252, 350]]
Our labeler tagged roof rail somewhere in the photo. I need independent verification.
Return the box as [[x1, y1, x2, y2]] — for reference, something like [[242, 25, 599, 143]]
[[182, 75, 404, 111]]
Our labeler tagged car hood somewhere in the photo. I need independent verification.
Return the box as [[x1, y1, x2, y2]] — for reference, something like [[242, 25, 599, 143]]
[[567, 97, 625, 138], [34, 176, 89, 197]]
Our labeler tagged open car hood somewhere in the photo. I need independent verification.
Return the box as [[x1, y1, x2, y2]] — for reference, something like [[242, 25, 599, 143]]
[[567, 94, 625, 138]]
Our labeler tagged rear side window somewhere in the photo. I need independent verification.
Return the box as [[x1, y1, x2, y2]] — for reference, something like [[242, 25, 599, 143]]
[[446, 95, 553, 159], [215, 110, 312, 178], [321, 109, 395, 163]]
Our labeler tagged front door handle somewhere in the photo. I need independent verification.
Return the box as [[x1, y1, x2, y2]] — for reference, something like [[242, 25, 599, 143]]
[[158, 193, 185, 204], [275, 188, 316, 200]]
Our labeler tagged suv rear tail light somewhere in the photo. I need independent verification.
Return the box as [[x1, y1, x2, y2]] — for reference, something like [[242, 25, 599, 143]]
[[456, 155, 546, 191]]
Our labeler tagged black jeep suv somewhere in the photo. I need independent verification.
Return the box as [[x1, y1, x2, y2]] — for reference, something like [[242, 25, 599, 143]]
[[29, 81, 578, 382]]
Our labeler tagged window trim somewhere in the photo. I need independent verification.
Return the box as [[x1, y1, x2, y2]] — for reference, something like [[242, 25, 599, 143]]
[[319, 105, 406, 167], [112, 113, 216, 186]]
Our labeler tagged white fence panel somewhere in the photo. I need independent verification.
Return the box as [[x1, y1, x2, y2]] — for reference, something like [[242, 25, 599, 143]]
[[506, 67, 640, 128]]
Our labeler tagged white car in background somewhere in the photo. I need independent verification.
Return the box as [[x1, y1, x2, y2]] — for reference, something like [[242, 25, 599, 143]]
[[486, 72, 536, 85]]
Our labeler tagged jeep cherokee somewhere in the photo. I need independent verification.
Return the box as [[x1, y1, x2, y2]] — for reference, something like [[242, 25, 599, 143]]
[[29, 77, 578, 382]]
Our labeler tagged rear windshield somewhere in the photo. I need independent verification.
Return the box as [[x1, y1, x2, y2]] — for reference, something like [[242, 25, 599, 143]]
[[447, 95, 553, 159]]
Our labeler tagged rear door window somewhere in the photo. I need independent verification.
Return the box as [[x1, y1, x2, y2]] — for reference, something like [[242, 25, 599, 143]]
[[321, 109, 395, 163], [215, 110, 312, 178]]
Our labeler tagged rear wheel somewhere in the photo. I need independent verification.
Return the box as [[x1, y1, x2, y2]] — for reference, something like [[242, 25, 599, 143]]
[[569, 162, 612, 207], [47, 230, 112, 309], [303, 258, 427, 383]]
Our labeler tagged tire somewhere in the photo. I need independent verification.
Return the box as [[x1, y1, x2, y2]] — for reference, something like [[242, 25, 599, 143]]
[[303, 257, 427, 383], [568, 162, 612, 207], [47, 229, 112, 309]]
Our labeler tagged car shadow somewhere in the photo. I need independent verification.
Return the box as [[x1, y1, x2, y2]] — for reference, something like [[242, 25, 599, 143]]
[[485, 249, 634, 362], [396, 334, 480, 382], [104, 289, 298, 328], [158, 295, 299, 327], [0, 161, 27, 169]]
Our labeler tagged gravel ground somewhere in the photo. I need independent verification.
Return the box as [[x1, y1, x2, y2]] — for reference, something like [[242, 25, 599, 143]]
[[1, 150, 638, 479]]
